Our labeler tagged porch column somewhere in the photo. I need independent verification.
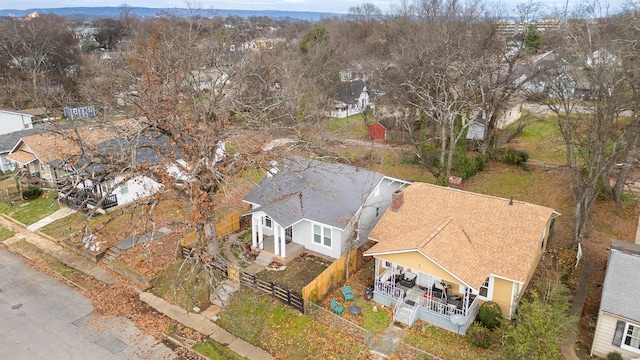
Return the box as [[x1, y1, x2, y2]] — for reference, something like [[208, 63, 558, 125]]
[[280, 226, 286, 257], [273, 224, 280, 256], [251, 217, 258, 248], [257, 216, 264, 249]]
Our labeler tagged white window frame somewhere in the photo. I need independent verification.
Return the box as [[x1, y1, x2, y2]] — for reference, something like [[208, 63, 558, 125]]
[[478, 277, 492, 300], [121, 181, 129, 195], [622, 322, 640, 354], [313, 224, 332, 248], [262, 216, 272, 229]]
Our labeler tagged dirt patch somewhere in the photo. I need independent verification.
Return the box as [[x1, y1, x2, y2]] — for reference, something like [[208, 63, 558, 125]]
[[256, 252, 332, 292]]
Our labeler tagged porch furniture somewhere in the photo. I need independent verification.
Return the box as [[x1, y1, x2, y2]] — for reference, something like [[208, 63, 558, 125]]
[[448, 298, 463, 310], [399, 272, 417, 288], [431, 282, 449, 300], [331, 299, 344, 315], [342, 286, 355, 301], [349, 305, 361, 316]]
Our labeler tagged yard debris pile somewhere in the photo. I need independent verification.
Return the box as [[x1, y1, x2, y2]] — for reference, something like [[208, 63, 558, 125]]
[[267, 261, 286, 271]]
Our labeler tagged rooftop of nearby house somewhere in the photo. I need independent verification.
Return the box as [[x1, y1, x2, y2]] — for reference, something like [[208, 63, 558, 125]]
[[0, 128, 45, 153], [599, 239, 640, 321], [7, 121, 135, 166], [243, 156, 385, 229], [336, 80, 367, 105], [365, 182, 557, 289]]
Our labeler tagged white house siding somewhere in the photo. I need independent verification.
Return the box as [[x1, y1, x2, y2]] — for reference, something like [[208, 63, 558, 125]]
[[357, 179, 407, 243], [114, 175, 163, 206], [0, 154, 15, 172], [299, 221, 343, 259], [330, 88, 371, 119], [592, 312, 640, 359], [0, 110, 34, 135]]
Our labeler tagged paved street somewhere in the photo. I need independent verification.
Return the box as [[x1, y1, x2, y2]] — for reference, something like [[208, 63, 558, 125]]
[[0, 248, 176, 360]]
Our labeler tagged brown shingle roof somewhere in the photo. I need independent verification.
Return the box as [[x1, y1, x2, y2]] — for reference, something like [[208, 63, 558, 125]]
[[8, 123, 128, 165], [365, 182, 556, 289], [6, 150, 36, 164]]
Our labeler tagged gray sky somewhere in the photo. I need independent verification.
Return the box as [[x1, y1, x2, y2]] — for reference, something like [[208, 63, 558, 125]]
[[0, 0, 627, 15]]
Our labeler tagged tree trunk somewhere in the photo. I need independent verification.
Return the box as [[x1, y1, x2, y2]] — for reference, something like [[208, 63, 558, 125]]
[[613, 122, 640, 202]]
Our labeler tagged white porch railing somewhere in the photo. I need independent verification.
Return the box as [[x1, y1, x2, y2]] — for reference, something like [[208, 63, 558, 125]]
[[375, 279, 403, 299], [392, 291, 405, 322], [416, 293, 479, 321]]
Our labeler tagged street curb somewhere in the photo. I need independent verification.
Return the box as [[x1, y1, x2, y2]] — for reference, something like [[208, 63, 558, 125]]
[[2, 211, 275, 360]]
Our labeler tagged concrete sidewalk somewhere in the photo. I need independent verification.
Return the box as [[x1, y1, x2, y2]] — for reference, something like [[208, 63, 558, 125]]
[[2, 211, 275, 360], [560, 260, 594, 360], [26, 207, 76, 231], [140, 292, 274, 360]]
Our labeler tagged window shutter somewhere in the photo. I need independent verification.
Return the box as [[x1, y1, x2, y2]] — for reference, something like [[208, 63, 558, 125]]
[[613, 320, 625, 347]]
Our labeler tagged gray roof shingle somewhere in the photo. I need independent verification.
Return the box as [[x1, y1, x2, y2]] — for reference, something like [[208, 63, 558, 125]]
[[600, 240, 640, 322], [0, 128, 45, 153], [243, 156, 384, 229]]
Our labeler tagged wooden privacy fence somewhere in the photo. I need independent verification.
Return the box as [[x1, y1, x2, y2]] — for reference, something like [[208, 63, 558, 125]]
[[302, 248, 358, 302], [216, 211, 240, 237], [179, 211, 240, 249]]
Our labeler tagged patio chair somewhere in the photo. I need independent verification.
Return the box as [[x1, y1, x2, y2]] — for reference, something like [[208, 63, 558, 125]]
[[330, 299, 344, 315], [342, 285, 355, 301]]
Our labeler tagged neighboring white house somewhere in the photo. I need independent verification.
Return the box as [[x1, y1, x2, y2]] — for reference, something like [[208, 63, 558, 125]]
[[242, 156, 410, 262], [330, 80, 371, 119], [591, 240, 640, 359], [72, 174, 163, 212], [6, 124, 170, 212], [0, 109, 35, 135], [466, 104, 522, 141]]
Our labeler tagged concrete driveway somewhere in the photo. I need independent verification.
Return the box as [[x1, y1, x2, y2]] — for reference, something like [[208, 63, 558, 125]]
[[0, 248, 176, 360]]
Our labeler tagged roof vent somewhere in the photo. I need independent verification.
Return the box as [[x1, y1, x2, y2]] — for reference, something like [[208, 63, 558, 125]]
[[448, 176, 462, 189]]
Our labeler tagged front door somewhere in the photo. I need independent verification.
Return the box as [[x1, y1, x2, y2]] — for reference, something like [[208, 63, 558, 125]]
[[285, 227, 292, 244]]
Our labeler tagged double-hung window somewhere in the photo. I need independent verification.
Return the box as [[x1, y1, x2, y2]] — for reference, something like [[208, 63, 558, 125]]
[[615, 321, 640, 353], [479, 277, 490, 298], [313, 224, 331, 247]]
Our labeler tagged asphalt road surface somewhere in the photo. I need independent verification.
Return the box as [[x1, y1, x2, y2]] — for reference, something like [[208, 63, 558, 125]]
[[0, 248, 176, 359]]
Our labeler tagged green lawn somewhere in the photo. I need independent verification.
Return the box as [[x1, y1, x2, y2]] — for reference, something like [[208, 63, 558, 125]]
[[328, 113, 371, 139], [218, 288, 363, 359], [403, 322, 500, 360], [0, 226, 15, 241], [0, 195, 60, 225], [192, 340, 245, 360], [462, 164, 533, 200], [508, 115, 566, 164], [151, 260, 211, 309]]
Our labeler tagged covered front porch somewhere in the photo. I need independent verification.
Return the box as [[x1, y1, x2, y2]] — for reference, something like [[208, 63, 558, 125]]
[[254, 234, 305, 264], [250, 214, 305, 264], [372, 259, 480, 334]]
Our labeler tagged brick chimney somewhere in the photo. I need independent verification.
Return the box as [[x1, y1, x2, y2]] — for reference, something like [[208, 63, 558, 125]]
[[391, 189, 404, 212], [448, 176, 462, 189]]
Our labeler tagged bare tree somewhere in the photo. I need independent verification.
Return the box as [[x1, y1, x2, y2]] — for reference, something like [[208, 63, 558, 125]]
[[543, 14, 634, 242], [0, 15, 81, 108]]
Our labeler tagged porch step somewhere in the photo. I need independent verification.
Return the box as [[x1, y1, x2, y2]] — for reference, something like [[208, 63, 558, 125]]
[[393, 306, 413, 325], [254, 251, 274, 267], [100, 247, 122, 265], [210, 279, 240, 307]]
